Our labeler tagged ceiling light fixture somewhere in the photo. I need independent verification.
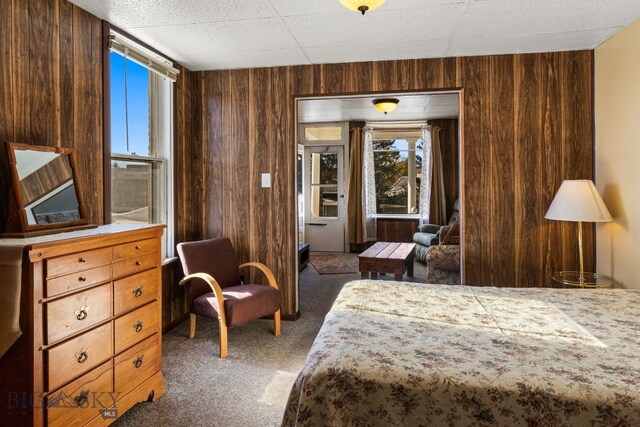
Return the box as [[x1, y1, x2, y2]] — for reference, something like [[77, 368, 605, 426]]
[[339, 0, 386, 15], [372, 98, 399, 114]]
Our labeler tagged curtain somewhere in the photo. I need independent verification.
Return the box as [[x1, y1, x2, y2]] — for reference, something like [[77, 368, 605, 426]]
[[347, 122, 366, 245], [419, 125, 432, 225], [429, 126, 447, 225], [363, 126, 377, 241]]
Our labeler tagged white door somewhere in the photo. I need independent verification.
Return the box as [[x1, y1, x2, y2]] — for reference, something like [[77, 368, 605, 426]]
[[304, 146, 345, 252]]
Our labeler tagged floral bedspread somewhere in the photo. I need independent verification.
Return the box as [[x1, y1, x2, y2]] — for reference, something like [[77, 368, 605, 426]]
[[282, 280, 640, 427]]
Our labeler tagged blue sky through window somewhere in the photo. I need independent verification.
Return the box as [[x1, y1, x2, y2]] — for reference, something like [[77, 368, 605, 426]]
[[110, 52, 150, 156], [373, 139, 423, 160]]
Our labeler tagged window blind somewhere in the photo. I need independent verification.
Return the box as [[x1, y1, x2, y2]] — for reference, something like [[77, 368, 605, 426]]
[[109, 31, 179, 82]]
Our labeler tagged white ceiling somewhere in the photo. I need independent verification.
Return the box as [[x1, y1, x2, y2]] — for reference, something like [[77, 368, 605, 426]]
[[298, 93, 459, 123], [69, 0, 640, 71]]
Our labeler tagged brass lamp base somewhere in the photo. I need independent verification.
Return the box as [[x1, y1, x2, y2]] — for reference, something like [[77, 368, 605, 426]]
[[552, 271, 617, 288]]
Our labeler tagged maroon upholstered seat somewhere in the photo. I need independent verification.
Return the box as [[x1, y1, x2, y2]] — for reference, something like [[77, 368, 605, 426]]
[[194, 285, 281, 327], [177, 237, 282, 358]]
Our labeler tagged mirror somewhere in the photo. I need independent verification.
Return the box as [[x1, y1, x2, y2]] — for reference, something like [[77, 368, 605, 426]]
[[6, 142, 88, 232]]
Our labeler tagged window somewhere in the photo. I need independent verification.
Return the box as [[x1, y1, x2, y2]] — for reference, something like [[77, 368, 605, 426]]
[[304, 126, 342, 141], [109, 31, 178, 257], [372, 137, 423, 215]]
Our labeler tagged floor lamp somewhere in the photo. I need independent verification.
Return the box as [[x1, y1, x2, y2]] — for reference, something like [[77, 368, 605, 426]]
[[545, 180, 614, 288]]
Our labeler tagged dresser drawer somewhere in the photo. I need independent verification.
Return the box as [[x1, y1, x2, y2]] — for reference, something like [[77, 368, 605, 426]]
[[46, 283, 112, 344], [114, 302, 159, 354], [115, 335, 160, 397], [114, 238, 157, 261], [114, 269, 159, 316], [46, 247, 112, 279], [113, 252, 159, 279], [46, 361, 114, 427], [47, 322, 113, 391], [46, 264, 111, 298]]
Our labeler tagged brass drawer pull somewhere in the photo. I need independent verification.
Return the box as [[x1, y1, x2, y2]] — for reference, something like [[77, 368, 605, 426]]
[[133, 285, 144, 298], [75, 307, 89, 320], [76, 349, 88, 363], [79, 257, 86, 263], [135, 245, 142, 250], [135, 261, 142, 266], [74, 390, 89, 407], [78, 276, 87, 282], [134, 320, 144, 333], [133, 355, 144, 368]]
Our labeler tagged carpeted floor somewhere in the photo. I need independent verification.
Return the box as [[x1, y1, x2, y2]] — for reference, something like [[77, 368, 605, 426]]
[[112, 253, 427, 427]]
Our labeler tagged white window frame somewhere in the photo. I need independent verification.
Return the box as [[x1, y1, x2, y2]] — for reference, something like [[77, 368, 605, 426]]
[[372, 135, 422, 219], [109, 31, 176, 259]]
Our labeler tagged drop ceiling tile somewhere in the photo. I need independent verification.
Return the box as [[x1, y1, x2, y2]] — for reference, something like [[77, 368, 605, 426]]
[[285, 3, 465, 47], [304, 39, 450, 64], [126, 19, 303, 69], [298, 99, 345, 111], [270, 0, 465, 17], [424, 105, 460, 116], [190, 48, 310, 71], [70, 0, 276, 28], [457, 0, 640, 38], [426, 94, 459, 106], [70, 0, 640, 70], [298, 110, 349, 123], [448, 27, 620, 58]]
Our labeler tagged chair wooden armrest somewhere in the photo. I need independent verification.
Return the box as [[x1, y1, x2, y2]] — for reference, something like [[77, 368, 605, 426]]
[[178, 273, 228, 356], [238, 262, 281, 336], [239, 262, 279, 290]]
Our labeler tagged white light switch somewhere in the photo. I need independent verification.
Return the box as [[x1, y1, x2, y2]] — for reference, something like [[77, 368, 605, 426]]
[[261, 173, 271, 188]]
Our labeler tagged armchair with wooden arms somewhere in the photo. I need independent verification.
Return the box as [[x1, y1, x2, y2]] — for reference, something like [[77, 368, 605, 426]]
[[176, 238, 281, 358]]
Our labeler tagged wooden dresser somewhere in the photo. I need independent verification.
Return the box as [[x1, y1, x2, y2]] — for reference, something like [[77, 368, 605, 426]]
[[0, 224, 165, 426]]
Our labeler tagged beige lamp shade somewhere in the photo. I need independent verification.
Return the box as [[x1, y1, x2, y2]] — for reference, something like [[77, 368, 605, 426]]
[[339, 0, 386, 15], [545, 180, 612, 222]]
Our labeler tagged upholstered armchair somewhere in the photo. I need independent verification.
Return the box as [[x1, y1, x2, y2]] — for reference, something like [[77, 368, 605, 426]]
[[177, 238, 281, 358], [413, 198, 461, 262], [426, 244, 460, 285]]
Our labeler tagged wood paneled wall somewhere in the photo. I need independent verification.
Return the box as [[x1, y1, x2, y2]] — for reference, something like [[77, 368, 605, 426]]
[[182, 52, 594, 317], [377, 218, 419, 243], [0, 0, 104, 231]]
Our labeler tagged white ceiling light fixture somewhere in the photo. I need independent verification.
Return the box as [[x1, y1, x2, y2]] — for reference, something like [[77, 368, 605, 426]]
[[339, 0, 386, 15]]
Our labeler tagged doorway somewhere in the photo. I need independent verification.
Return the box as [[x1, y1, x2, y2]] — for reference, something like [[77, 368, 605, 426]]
[[293, 91, 462, 316], [303, 145, 345, 252]]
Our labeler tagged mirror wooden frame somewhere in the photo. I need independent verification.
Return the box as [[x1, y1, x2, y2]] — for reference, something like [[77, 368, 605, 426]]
[[5, 142, 90, 234]]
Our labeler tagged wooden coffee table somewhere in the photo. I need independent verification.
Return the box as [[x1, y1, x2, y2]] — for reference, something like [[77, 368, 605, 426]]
[[358, 242, 416, 281]]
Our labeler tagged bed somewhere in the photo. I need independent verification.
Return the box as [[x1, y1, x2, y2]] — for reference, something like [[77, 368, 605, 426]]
[[282, 280, 640, 426]]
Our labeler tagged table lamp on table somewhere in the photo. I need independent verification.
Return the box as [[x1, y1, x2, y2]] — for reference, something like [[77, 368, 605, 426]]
[[545, 179, 614, 288]]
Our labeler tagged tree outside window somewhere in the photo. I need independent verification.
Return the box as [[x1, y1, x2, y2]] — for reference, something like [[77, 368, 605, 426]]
[[373, 138, 422, 215]]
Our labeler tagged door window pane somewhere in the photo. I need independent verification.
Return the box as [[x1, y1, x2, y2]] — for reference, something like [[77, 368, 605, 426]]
[[310, 152, 338, 185], [310, 186, 338, 219]]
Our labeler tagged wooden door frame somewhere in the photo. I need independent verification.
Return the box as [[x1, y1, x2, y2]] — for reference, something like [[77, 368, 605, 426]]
[[292, 89, 465, 314]]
